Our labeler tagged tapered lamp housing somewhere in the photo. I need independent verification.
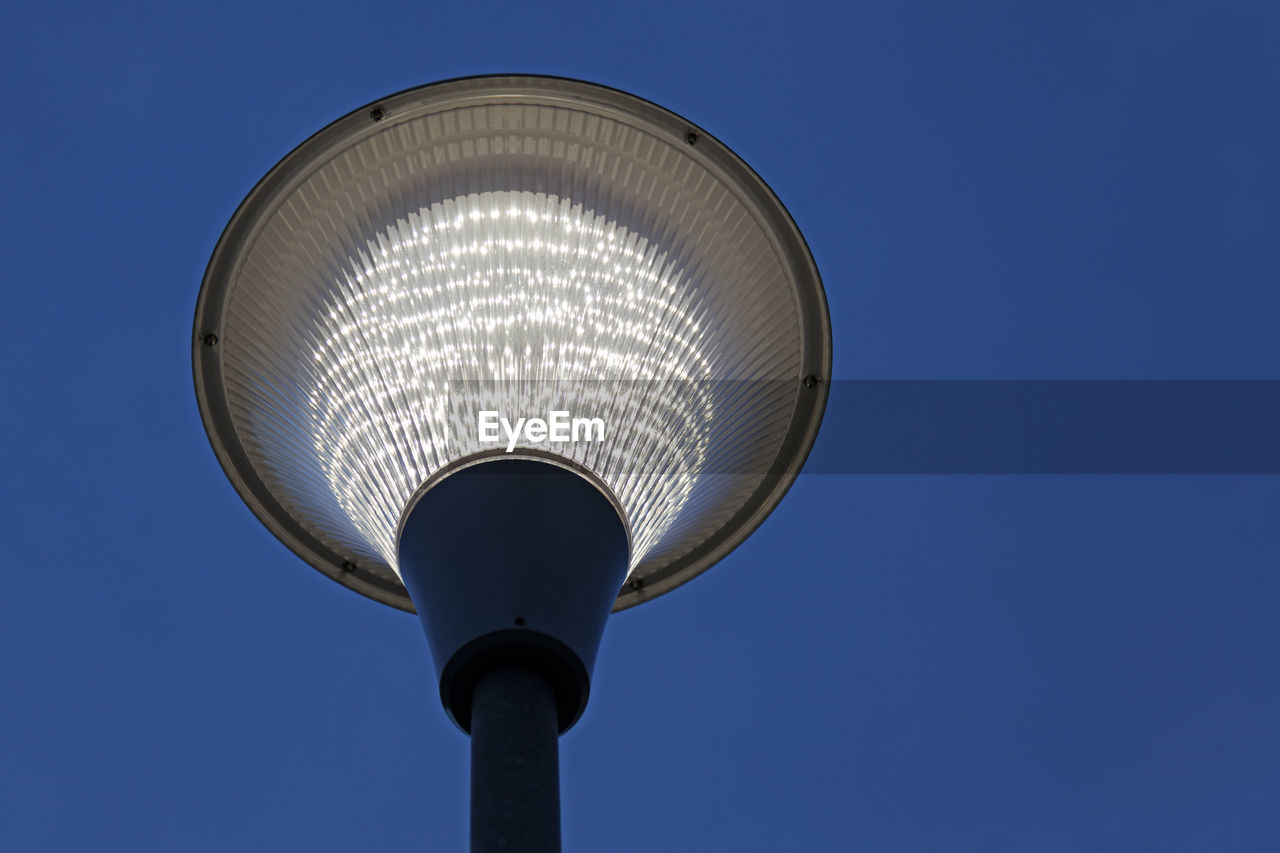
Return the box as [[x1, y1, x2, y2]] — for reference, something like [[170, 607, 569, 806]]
[[193, 76, 831, 730]]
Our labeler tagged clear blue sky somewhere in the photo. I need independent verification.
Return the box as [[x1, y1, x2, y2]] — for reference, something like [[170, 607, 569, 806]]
[[3, 1, 1279, 850]]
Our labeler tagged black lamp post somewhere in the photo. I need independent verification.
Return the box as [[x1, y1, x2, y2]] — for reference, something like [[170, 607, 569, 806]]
[[194, 75, 830, 850]]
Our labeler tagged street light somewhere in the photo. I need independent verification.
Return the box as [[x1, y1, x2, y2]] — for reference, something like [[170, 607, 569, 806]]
[[193, 75, 830, 851]]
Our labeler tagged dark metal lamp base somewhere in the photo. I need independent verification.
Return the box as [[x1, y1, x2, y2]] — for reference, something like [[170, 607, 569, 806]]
[[397, 457, 631, 851]]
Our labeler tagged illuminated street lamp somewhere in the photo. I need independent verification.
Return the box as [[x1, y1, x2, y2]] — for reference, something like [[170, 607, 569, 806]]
[[193, 75, 830, 851]]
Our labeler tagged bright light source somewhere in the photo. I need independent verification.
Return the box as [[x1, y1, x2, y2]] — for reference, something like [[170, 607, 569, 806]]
[[194, 76, 830, 612]]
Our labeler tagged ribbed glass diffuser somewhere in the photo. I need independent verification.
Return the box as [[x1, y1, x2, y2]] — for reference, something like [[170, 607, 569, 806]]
[[194, 76, 830, 611]]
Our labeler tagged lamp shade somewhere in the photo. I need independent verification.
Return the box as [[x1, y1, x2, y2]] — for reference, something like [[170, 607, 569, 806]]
[[193, 75, 830, 612]]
